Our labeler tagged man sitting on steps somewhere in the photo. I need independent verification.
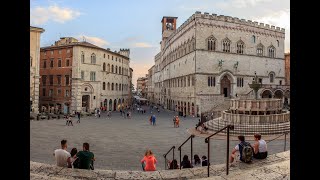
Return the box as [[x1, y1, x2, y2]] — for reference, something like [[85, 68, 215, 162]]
[[229, 135, 253, 166]]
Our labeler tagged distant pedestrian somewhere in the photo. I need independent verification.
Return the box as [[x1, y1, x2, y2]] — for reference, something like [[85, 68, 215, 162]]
[[152, 114, 156, 125], [98, 110, 101, 118], [77, 112, 81, 123], [173, 116, 176, 128]]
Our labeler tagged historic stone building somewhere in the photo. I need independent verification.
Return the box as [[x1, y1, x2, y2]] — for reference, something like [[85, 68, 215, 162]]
[[30, 26, 45, 114], [40, 37, 131, 113], [137, 76, 148, 98], [285, 53, 290, 85], [147, 65, 155, 102], [148, 12, 288, 116]]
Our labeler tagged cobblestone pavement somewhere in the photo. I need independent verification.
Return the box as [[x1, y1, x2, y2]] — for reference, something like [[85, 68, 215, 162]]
[[30, 106, 290, 171]]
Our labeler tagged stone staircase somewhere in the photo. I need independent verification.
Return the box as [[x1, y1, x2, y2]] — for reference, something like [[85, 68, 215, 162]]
[[30, 151, 289, 180], [205, 118, 290, 136]]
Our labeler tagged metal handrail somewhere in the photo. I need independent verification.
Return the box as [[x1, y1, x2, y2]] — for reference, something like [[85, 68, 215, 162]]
[[204, 125, 234, 177], [177, 134, 195, 169], [163, 146, 175, 170], [266, 132, 289, 151]]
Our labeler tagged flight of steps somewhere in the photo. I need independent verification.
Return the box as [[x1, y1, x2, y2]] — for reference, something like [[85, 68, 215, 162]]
[[30, 151, 289, 180]]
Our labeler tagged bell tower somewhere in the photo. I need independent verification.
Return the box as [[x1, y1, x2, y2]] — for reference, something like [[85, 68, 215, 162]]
[[161, 16, 178, 49]]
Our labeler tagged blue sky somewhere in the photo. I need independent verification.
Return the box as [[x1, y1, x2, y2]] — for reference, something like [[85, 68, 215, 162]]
[[31, 0, 290, 87]]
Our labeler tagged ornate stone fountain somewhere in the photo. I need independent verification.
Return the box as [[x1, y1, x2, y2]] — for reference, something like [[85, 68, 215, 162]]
[[203, 73, 290, 136], [248, 72, 262, 100]]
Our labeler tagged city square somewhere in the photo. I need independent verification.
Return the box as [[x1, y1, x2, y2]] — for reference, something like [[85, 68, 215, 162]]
[[30, 0, 290, 178], [31, 106, 289, 171]]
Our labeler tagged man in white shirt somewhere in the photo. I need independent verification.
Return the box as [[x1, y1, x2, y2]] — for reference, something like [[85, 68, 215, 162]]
[[53, 139, 71, 167]]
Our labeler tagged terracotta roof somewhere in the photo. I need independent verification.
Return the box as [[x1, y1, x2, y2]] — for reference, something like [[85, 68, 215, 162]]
[[41, 41, 129, 59]]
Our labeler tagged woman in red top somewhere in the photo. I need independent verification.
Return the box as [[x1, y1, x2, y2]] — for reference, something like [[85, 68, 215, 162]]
[[140, 149, 157, 171]]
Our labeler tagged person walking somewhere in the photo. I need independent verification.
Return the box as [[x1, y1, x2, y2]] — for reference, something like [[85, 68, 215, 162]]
[[140, 149, 157, 171], [77, 112, 81, 123], [173, 116, 176, 128], [98, 110, 101, 118], [152, 114, 156, 126]]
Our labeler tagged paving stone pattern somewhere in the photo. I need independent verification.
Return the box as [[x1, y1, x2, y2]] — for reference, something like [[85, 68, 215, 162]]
[[31, 106, 290, 171]]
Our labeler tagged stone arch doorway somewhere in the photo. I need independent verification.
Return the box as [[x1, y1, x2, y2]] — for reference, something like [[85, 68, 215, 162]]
[[274, 90, 284, 99], [184, 102, 187, 116], [104, 99, 108, 110], [82, 95, 90, 112], [261, 90, 273, 98], [109, 99, 112, 111], [191, 103, 195, 116], [187, 102, 190, 116], [113, 99, 117, 111], [220, 75, 231, 97]]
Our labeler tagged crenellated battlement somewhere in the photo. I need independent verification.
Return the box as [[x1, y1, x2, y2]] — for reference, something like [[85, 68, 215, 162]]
[[196, 11, 285, 33], [165, 11, 285, 45]]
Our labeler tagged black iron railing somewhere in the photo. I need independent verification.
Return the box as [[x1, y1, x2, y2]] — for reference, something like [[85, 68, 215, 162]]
[[177, 134, 195, 169], [204, 125, 234, 177], [163, 146, 175, 170], [266, 132, 289, 151]]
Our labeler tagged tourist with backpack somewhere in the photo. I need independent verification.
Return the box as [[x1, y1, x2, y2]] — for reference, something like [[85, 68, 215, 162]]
[[229, 135, 253, 164], [253, 133, 268, 159]]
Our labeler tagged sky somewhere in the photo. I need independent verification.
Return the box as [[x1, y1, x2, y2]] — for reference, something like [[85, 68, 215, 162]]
[[30, 0, 290, 89]]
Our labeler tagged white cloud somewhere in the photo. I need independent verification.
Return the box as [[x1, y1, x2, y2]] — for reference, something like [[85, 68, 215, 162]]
[[30, 5, 81, 25], [133, 42, 153, 48], [77, 35, 110, 47], [231, 0, 273, 8], [253, 10, 290, 52]]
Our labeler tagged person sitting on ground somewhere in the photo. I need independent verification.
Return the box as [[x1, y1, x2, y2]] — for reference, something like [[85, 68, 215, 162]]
[[53, 139, 71, 167], [140, 149, 157, 171], [201, 155, 208, 166], [169, 159, 179, 169], [76, 142, 95, 170], [180, 155, 192, 168], [229, 135, 253, 164], [253, 133, 268, 159], [192, 154, 201, 167], [67, 148, 78, 168]]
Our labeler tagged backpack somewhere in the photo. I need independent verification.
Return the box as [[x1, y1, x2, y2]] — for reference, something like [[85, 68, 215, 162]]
[[239, 142, 253, 163]]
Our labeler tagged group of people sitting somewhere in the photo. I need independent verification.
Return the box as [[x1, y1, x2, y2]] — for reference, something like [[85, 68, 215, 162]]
[[229, 133, 268, 165], [53, 140, 95, 170], [195, 119, 208, 133], [167, 154, 208, 169]]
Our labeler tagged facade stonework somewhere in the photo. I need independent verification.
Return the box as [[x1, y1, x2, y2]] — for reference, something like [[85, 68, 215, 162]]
[[137, 76, 148, 98], [285, 53, 290, 85], [30, 26, 45, 114], [40, 37, 131, 113], [148, 12, 287, 116]]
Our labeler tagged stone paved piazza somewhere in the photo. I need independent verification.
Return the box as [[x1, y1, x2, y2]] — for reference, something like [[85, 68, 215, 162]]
[[31, 106, 290, 171]]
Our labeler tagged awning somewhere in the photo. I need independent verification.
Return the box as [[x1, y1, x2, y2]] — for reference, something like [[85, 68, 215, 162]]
[[139, 98, 148, 101]]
